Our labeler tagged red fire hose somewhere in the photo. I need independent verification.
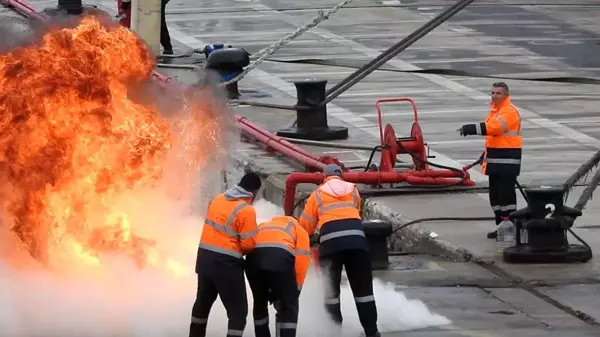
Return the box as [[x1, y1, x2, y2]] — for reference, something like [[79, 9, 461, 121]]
[[235, 116, 327, 172], [283, 170, 471, 216]]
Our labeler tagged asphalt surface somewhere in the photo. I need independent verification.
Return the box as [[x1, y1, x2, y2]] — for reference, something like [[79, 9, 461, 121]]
[[2, 1, 600, 336]]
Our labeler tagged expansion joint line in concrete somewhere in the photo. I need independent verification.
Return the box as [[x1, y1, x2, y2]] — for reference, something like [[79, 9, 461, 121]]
[[474, 261, 600, 327]]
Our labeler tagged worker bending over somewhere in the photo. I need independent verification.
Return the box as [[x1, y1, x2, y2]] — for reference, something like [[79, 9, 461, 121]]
[[189, 172, 262, 337], [299, 164, 380, 337], [457, 81, 522, 239], [245, 215, 311, 337]]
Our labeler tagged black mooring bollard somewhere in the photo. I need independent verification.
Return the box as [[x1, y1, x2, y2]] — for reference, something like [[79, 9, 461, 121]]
[[205, 48, 250, 99], [276, 79, 349, 141], [506, 186, 592, 263], [57, 0, 84, 15], [362, 219, 393, 270]]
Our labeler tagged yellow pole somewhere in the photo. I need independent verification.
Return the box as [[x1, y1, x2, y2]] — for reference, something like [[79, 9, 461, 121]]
[[130, 0, 162, 57]]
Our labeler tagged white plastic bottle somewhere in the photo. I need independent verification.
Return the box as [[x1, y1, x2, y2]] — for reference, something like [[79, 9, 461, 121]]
[[496, 218, 516, 254]]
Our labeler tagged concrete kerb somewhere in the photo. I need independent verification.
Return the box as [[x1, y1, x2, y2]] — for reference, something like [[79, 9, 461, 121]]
[[230, 151, 483, 263], [362, 199, 475, 262]]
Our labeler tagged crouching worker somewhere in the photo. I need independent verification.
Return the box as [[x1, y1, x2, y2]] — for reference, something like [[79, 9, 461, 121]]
[[245, 215, 311, 337], [299, 164, 381, 337]]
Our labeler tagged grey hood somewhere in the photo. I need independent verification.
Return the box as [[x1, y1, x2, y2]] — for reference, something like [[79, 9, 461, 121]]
[[224, 185, 254, 201]]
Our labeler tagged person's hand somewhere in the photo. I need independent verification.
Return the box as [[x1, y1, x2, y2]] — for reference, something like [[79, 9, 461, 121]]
[[273, 300, 282, 312], [456, 126, 465, 137], [267, 289, 276, 304]]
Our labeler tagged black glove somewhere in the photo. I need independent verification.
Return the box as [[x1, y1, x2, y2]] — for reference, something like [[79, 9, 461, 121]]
[[120, 0, 131, 10], [309, 234, 320, 246], [273, 300, 282, 312], [457, 124, 478, 137]]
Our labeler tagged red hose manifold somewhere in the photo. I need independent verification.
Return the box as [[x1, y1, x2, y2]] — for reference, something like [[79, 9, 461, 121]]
[[376, 98, 428, 172]]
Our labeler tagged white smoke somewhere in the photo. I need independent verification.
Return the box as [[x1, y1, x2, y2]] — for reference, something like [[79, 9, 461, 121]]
[[0, 182, 450, 337]]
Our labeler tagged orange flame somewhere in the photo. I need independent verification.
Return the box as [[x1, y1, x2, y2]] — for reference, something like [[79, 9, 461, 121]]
[[0, 14, 227, 275]]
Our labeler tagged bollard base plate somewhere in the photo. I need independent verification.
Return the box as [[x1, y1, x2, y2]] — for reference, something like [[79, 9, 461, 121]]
[[503, 244, 593, 264], [276, 126, 349, 141]]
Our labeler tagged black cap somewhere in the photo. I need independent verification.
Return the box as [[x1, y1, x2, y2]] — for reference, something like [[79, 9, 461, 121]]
[[238, 172, 262, 192]]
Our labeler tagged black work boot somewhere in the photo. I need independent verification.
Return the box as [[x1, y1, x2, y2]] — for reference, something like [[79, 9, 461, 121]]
[[487, 230, 497, 239], [365, 332, 381, 337]]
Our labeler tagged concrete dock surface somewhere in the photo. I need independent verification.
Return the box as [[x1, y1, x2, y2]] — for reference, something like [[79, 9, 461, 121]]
[[4, 0, 600, 336]]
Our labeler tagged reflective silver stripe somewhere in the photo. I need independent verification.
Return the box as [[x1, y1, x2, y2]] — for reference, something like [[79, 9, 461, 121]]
[[495, 104, 522, 136], [239, 229, 257, 239], [258, 222, 294, 236], [204, 219, 236, 236], [324, 297, 340, 304], [355, 295, 375, 303], [492, 205, 517, 211], [256, 242, 294, 255], [254, 317, 269, 326], [278, 322, 297, 329], [499, 204, 516, 211], [204, 202, 249, 238], [485, 158, 521, 164], [320, 229, 365, 243], [315, 188, 359, 216], [321, 202, 356, 212], [256, 221, 300, 255], [295, 249, 311, 255], [300, 211, 316, 224], [496, 115, 509, 133], [227, 329, 244, 336], [475, 123, 482, 135], [191, 316, 207, 324], [199, 243, 243, 259]]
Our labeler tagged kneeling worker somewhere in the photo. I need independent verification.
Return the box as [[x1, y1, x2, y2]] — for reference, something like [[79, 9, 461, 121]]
[[189, 172, 262, 337], [246, 215, 311, 337], [299, 164, 380, 337]]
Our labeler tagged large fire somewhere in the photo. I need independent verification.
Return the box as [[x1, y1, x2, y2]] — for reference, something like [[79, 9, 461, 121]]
[[0, 14, 227, 275]]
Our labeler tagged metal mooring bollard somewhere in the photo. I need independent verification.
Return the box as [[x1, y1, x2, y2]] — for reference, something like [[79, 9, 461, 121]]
[[276, 79, 349, 141], [506, 186, 592, 263], [363, 219, 393, 270], [57, 0, 83, 15], [205, 47, 250, 99]]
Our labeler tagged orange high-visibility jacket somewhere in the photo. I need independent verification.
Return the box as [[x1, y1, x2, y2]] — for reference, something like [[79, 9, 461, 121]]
[[255, 216, 311, 290], [472, 97, 522, 176], [199, 190, 258, 260], [299, 176, 362, 237]]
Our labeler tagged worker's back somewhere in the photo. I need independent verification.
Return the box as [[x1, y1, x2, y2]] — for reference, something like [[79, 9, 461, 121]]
[[300, 175, 367, 256], [196, 187, 257, 276], [247, 216, 310, 285]]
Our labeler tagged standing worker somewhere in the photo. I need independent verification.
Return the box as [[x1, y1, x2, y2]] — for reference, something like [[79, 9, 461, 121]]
[[119, 0, 173, 55], [457, 82, 523, 239], [189, 172, 262, 337], [159, 0, 173, 55], [245, 215, 311, 337], [299, 164, 380, 337]]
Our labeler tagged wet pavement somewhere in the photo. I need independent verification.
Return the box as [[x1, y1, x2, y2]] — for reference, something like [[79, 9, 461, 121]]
[[375, 255, 600, 337]]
